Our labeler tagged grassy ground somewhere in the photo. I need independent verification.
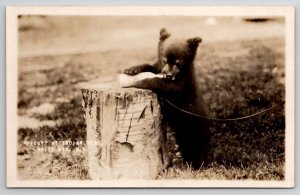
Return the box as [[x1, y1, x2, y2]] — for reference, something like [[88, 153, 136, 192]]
[[17, 16, 285, 180]]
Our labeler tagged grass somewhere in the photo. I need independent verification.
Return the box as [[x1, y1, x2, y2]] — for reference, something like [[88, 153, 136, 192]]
[[17, 17, 285, 180]]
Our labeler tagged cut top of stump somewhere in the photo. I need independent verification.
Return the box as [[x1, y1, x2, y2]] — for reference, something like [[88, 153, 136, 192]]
[[78, 77, 152, 94]]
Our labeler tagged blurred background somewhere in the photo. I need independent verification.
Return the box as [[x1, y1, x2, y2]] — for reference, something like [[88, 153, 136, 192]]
[[18, 16, 285, 57]]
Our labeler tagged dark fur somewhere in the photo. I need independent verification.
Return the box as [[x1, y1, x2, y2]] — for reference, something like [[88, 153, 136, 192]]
[[123, 28, 210, 169]]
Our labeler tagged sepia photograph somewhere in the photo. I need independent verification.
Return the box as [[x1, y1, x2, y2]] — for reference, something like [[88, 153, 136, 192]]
[[6, 6, 294, 187]]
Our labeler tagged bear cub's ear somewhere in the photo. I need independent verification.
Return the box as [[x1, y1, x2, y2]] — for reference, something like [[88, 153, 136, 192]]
[[187, 37, 202, 50], [159, 28, 171, 41]]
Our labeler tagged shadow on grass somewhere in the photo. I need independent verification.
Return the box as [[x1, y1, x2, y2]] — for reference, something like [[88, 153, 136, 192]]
[[19, 96, 86, 143]]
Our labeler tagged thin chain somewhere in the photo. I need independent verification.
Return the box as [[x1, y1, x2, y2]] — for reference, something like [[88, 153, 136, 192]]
[[164, 99, 285, 121]]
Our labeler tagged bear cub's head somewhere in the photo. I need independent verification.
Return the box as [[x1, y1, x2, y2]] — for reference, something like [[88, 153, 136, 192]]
[[158, 28, 202, 80]]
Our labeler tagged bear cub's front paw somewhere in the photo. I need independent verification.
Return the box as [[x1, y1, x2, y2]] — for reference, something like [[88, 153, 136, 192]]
[[123, 65, 145, 76]]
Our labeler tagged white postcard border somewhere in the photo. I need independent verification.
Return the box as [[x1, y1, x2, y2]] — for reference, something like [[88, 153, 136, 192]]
[[6, 6, 295, 188]]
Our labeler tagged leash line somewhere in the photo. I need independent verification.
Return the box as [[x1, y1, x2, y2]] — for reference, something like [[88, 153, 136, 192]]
[[164, 99, 285, 121]]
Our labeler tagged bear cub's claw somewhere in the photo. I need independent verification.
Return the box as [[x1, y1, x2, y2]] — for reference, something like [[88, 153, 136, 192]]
[[123, 65, 144, 76]]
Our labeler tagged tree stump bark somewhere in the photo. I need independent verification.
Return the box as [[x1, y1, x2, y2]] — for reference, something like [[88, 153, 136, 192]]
[[81, 81, 169, 180]]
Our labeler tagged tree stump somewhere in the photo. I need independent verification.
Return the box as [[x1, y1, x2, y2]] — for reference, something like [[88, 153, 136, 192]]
[[80, 81, 169, 180]]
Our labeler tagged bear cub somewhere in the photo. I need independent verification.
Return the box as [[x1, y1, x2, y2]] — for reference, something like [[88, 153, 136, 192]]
[[123, 28, 210, 169]]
